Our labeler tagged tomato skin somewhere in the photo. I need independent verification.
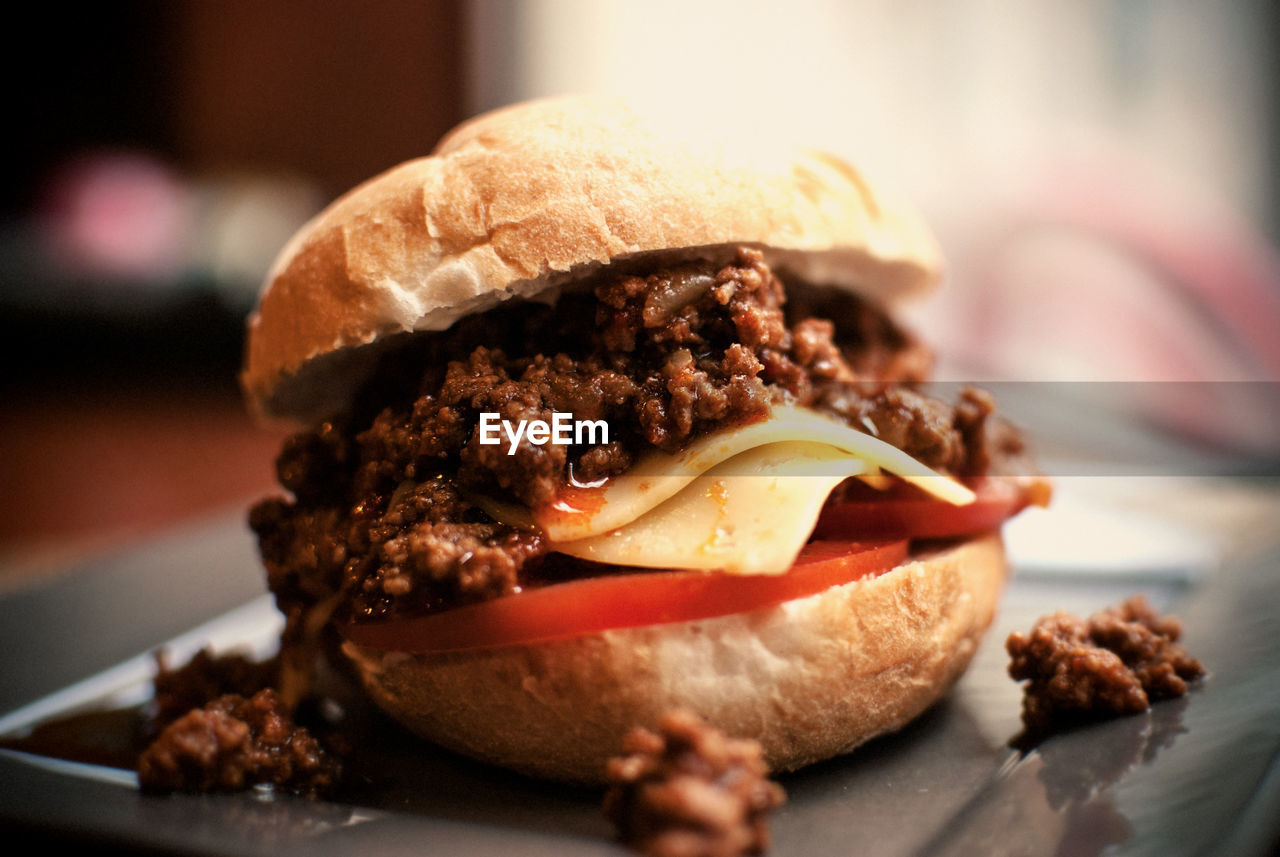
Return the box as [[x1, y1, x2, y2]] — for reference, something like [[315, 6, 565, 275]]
[[812, 477, 1030, 541], [340, 539, 908, 654]]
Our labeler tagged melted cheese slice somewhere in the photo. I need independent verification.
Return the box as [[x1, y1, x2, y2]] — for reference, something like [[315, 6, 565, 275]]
[[533, 405, 974, 543], [552, 441, 868, 574], [471, 405, 975, 576]]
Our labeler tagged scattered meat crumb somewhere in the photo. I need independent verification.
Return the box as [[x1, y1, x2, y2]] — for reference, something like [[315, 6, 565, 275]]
[[147, 647, 279, 737], [1006, 595, 1205, 739], [603, 710, 786, 857], [137, 688, 341, 798]]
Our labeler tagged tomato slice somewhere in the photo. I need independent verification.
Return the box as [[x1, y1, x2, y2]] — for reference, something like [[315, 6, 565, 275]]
[[340, 539, 908, 654], [812, 477, 1032, 541]]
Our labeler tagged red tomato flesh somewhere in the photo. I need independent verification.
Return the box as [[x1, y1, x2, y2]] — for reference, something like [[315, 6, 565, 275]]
[[341, 539, 908, 654], [812, 477, 1030, 541]]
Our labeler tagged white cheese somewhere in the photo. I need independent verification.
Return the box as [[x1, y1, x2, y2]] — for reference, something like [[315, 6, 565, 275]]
[[552, 441, 868, 574], [473, 405, 975, 575], [534, 405, 973, 543]]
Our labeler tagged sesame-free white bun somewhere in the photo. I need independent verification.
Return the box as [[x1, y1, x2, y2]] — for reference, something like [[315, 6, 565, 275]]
[[241, 95, 943, 424], [342, 534, 1006, 785]]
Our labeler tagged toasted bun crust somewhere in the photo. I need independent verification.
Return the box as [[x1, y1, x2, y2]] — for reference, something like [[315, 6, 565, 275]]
[[342, 534, 1006, 785], [242, 95, 943, 424]]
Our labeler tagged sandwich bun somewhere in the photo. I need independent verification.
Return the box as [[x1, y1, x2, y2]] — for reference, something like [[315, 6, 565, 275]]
[[243, 96, 1014, 786], [342, 534, 1006, 785], [242, 95, 942, 424]]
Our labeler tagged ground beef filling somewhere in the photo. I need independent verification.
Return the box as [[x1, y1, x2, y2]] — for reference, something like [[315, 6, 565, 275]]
[[137, 689, 341, 798], [146, 648, 281, 739], [603, 709, 786, 857], [1006, 595, 1206, 739], [251, 247, 1031, 627]]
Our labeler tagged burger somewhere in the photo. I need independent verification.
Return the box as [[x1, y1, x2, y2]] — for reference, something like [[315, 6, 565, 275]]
[[243, 96, 1049, 784]]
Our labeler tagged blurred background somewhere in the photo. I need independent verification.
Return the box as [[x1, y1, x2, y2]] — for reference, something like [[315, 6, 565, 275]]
[[2, 0, 1278, 582]]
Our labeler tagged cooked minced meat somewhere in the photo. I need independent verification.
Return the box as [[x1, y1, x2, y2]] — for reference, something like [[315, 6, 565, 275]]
[[137, 689, 341, 798], [603, 709, 786, 857], [251, 247, 1031, 627], [146, 648, 280, 739], [1006, 595, 1206, 738]]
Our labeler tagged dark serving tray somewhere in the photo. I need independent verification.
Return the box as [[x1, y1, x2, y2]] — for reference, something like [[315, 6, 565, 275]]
[[1, 487, 1279, 856]]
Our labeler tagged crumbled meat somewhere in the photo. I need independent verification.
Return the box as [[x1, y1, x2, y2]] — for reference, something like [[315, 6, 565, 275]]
[[1006, 596, 1205, 739], [839, 385, 967, 470], [953, 386, 1038, 476], [603, 710, 786, 857], [253, 471, 546, 623], [147, 648, 279, 737], [251, 247, 1036, 626], [137, 689, 341, 798]]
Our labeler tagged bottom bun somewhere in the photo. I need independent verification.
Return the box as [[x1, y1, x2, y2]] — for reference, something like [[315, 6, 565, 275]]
[[342, 534, 1007, 784]]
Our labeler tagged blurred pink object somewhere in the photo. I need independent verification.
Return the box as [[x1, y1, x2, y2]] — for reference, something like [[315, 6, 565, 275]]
[[929, 142, 1280, 455], [38, 149, 193, 282]]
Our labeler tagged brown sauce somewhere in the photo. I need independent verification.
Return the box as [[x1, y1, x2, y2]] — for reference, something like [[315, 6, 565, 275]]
[[0, 705, 148, 771]]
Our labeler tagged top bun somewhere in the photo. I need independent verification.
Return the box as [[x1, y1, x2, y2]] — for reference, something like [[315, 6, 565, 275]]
[[242, 95, 943, 424]]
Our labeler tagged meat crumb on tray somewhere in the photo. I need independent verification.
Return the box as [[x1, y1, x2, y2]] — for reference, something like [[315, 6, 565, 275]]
[[137, 688, 341, 799], [1006, 595, 1206, 741], [604, 709, 786, 857]]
